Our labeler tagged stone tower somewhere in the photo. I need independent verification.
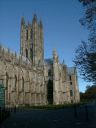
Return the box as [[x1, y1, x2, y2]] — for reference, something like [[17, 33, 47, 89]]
[[20, 14, 44, 66]]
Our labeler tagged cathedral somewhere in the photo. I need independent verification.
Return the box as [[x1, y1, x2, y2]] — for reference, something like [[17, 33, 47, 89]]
[[0, 15, 80, 107]]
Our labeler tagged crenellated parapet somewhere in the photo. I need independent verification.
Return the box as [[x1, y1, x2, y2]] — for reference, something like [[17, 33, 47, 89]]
[[0, 43, 45, 107], [0, 44, 32, 69]]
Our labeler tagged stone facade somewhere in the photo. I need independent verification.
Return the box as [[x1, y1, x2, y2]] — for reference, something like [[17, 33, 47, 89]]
[[0, 15, 80, 107]]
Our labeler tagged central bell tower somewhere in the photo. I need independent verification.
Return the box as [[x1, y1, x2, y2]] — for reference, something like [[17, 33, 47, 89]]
[[20, 14, 44, 66]]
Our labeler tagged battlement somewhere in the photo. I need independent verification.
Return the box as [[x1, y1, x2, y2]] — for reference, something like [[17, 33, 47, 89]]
[[0, 44, 32, 68]]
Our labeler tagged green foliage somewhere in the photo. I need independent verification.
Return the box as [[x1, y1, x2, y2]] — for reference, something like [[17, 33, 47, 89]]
[[80, 85, 96, 101]]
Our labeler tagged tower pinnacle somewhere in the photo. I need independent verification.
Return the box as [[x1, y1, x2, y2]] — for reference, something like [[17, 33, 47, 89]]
[[21, 17, 25, 25], [33, 14, 37, 22]]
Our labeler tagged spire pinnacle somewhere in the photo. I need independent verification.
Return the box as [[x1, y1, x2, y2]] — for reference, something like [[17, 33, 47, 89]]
[[39, 20, 43, 28], [33, 14, 37, 22], [53, 49, 57, 56], [21, 17, 25, 25]]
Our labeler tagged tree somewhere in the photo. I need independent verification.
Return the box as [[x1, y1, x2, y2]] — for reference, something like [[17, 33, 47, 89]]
[[85, 85, 96, 99], [80, 85, 96, 101], [74, 0, 96, 83]]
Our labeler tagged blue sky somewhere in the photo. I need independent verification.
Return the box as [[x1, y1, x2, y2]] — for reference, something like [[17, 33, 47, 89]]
[[0, 0, 90, 92]]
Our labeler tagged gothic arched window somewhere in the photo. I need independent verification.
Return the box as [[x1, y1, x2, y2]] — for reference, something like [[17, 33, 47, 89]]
[[70, 90, 73, 97], [69, 75, 72, 81], [15, 75, 17, 90], [22, 77, 24, 91], [26, 49, 28, 58], [26, 29, 28, 40], [6, 72, 9, 88], [30, 48, 33, 60], [31, 29, 32, 39]]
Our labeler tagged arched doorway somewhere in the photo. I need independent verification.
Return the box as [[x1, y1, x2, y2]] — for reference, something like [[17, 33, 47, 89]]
[[47, 80, 53, 104]]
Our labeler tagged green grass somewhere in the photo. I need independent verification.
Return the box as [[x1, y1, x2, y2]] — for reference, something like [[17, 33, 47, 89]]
[[16, 100, 96, 110], [17, 103, 82, 110]]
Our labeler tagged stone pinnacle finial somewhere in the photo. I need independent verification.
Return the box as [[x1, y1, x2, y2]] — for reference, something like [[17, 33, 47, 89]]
[[21, 17, 25, 25], [33, 14, 37, 22], [53, 48, 57, 56], [53, 48, 59, 63], [39, 20, 43, 28]]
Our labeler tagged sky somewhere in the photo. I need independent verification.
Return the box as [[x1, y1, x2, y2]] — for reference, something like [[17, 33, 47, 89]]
[[0, 0, 90, 92]]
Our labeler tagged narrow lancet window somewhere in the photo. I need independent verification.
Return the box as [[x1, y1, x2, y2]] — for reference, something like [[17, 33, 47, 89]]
[[26, 49, 28, 58], [26, 29, 28, 40]]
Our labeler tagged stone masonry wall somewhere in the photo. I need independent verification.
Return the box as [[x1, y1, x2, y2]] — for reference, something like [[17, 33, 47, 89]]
[[0, 45, 46, 107]]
